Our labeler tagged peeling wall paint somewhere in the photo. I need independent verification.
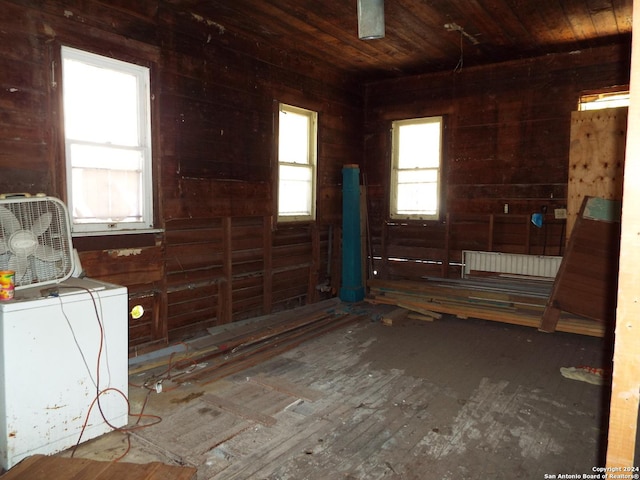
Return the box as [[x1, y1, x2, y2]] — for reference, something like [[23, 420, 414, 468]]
[[109, 248, 142, 257]]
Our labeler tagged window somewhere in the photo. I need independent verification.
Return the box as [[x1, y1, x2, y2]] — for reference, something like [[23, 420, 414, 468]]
[[579, 90, 629, 111], [390, 116, 443, 220], [61, 46, 153, 234], [277, 103, 317, 222]]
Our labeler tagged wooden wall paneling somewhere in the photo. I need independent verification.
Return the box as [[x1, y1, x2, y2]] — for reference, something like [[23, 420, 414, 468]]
[[164, 218, 224, 340], [263, 216, 273, 313], [488, 214, 495, 251], [220, 216, 232, 324], [379, 221, 389, 279], [166, 281, 218, 340], [443, 214, 451, 277], [230, 217, 266, 320], [307, 223, 321, 303], [271, 225, 313, 308], [448, 213, 491, 253], [0, 2, 52, 195], [78, 247, 163, 287], [487, 215, 527, 253], [127, 288, 165, 356], [380, 222, 448, 280], [78, 246, 166, 352], [567, 108, 628, 240], [330, 225, 342, 295]]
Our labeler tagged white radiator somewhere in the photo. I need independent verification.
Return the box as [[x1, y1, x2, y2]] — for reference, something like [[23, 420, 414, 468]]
[[462, 250, 562, 279]]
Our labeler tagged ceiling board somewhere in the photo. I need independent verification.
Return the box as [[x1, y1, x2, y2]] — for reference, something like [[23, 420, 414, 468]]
[[169, 0, 633, 81]]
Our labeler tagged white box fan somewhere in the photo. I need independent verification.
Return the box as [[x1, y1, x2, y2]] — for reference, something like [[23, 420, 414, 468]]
[[0, 195, 75, 289]]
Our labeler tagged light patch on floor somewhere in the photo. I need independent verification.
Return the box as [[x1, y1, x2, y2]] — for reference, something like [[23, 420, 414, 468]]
[[418, 377, 565, 460]]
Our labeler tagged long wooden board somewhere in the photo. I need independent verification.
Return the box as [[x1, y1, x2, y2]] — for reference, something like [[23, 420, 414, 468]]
[[368, 277, 605, 337]]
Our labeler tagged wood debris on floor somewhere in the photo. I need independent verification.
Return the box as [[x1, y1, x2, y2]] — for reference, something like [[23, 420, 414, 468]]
[[129, 298, 370, 386], [367, 277, 606, 337]]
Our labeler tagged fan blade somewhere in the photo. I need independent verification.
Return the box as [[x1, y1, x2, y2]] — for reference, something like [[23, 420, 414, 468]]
[[34, 244, 64, 262], [30, 212, 53, 237], [0, 239, 8, 255], [0, 206, 21, 235], [8, 255, 28, 282]]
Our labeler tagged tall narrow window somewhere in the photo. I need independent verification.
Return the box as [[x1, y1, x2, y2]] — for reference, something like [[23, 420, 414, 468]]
[[61, 46, 153, 234], [277, 103, 317, 222], [390, 116, 443, 220]]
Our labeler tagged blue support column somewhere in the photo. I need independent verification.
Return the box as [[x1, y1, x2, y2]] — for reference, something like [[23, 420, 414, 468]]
[[340, 164, 365, 302]]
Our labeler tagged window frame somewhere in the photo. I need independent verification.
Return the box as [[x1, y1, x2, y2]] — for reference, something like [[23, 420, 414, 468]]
[[389, 116, 444, 221], [578, 87, 630, 111], [61, 45, 155, 235], [276, 102, 318, 223]]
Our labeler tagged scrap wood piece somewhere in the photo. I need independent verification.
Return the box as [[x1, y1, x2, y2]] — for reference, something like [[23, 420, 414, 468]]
[[381, 307, 409, 325], [396, 302, 442, 319]]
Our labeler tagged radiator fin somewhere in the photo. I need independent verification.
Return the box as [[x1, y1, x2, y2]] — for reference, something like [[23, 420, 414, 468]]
[[462, 251, 562, 279]]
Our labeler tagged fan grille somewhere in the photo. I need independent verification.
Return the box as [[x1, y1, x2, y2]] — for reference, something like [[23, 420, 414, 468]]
[[0, 196, 74, 289]]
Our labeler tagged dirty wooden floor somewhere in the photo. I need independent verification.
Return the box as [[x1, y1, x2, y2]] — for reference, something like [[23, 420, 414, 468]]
[[61, 307, 620, 480]]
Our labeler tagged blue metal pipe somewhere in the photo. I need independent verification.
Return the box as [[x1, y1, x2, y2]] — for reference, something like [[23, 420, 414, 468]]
[[340, 164, 365, 302]]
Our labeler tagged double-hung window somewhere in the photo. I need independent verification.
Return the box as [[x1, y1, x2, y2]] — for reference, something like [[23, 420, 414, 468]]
[[277, 103, 318, 223], [61, 46, 153, 234], [390, 116, 443, 220]]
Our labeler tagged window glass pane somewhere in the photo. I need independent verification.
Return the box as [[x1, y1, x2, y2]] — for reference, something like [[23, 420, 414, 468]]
[[69, 144, 144, 223], [397, 122, 440, 169], [72, 167, 143, 223], [69, 144, 143, 171], [278, 165, 312, 216], [279, 109, 310, 165], [63, 59, 140, 146], [396, 182, 438, 215]]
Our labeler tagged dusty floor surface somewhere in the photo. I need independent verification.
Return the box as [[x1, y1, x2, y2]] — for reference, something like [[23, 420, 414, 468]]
[[59, 308, 625, 480]]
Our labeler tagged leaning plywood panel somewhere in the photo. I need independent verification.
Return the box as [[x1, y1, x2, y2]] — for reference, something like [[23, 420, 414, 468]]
[[567, 108, 627, 241]]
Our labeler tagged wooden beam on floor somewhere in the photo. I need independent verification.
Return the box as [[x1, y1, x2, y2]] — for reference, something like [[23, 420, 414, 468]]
[[367, 277, 605, 337]]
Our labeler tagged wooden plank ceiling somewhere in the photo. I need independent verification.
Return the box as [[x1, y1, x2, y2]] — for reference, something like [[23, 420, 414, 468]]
[[168, 0, 633, 80]]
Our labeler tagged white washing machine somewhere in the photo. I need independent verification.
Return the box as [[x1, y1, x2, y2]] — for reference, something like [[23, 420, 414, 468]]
[[0, 277, 129, 470]]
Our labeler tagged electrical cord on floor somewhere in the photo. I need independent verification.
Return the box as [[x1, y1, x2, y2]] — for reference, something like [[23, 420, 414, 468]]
[[55, 285, 163, 462], [129, 341, 199, 393]]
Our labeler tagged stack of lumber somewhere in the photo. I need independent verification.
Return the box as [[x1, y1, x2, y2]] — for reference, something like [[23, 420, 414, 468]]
[[130, 298, 368, 385], [367, 277, 605, 337]]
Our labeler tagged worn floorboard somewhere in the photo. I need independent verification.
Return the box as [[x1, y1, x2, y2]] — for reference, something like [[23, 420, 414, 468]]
[[36, 305, 631, 479]]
